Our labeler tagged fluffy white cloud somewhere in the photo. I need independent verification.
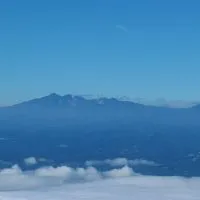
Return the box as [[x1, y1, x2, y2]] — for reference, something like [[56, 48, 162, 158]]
[[35, 166, 73, 178], [0, 158, 199, 200], [0, 165, 44, 191], [104, 166, 134, 178], [85, 158, 158, 167], [24, 157, 37, 166], [24, 157, 53, 166], [0, 163, 136, 191], [0, 175, 199, 200]]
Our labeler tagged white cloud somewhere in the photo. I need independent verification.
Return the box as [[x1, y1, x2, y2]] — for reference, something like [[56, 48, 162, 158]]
[[35, 166, 73, 178], [0, 165, 44, 191], [0, 174, 200, 199], [105, 158, 128, 166], [0, 158, 199, 200], [24, 157, 53, 166], [85, 158, 158, 167], [116, 25, 128, 32], [24, 157, 37, 166], [104, 166, 134, 178], [0, 163, 136, 191]]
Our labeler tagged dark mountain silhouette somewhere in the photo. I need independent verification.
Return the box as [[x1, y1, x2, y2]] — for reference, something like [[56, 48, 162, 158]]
[[0, 93, 200, 130]]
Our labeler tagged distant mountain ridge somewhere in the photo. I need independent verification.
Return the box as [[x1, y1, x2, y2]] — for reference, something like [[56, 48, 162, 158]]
[[6, 93, 199, 108], [10, 93, 144, 109], [1, 93, 200, 129], [57, 94, 200, 108]]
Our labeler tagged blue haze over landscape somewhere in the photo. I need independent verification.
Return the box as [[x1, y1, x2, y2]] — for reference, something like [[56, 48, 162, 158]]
[[1, 93, 200, 176], [1, 0, 200, 199], [1, 94, 200, 199]]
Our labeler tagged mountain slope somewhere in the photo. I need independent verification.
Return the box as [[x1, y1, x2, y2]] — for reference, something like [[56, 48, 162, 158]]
[[0, 93, 200, 129]]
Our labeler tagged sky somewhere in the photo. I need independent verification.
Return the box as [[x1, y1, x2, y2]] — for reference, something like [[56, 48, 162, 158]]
[[0, 0, 200, 105]]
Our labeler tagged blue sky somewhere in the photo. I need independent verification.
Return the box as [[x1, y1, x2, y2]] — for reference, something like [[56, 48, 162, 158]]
[[0, 0, 200, 104]]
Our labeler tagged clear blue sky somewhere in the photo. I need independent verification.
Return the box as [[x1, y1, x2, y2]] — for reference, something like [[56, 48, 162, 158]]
[[0, 0, 200, 105]]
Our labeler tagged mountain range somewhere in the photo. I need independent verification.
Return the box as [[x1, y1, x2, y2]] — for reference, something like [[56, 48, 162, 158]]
[[0, 93, 200, 129], [71, 94, 199, 108]]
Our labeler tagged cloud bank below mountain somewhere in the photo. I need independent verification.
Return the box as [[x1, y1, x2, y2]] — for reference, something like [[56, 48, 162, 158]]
[[0, 158, 199, 199], [0, 171, 199, 200], [0, 164, 136, 191]]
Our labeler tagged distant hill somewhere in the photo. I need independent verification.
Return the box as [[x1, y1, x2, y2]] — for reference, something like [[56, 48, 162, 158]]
[[0, 93, 200, 129]]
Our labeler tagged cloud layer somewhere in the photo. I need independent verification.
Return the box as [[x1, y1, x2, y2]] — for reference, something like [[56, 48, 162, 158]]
[[0, 174, 199, 200], [0, 163, 137, 191], [85, 158, 158, 167], [0, 158, 199, 199]]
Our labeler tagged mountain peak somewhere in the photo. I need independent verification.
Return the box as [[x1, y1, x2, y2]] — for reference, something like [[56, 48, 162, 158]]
[[46, 93, 61, 98]]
